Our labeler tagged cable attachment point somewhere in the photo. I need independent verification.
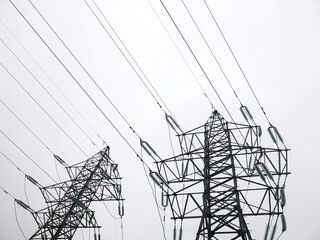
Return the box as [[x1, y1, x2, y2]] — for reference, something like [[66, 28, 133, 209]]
[[240, 105, 254, 122], [118, 201, 124, 217], [149, 171, 169, 188], [26, 175, 40, 187], [54, 154, 67, 166], [15, 199, 30, 210], [267, 126, 284, 145], [140, 139, 158, 157], [166, 114, 182, 132]]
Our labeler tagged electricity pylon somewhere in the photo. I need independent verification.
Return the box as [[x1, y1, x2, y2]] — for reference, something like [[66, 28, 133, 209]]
[[29, 146, 124, 240], [155, 110, 289, 239]]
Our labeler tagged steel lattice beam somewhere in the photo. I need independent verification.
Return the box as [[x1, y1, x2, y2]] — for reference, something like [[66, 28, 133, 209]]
[[29, 146, 124, 240], [156, 110, 289, 240]]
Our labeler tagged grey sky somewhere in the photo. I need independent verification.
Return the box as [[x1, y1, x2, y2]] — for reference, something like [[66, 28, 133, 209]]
[[0, 0, 319, 239]]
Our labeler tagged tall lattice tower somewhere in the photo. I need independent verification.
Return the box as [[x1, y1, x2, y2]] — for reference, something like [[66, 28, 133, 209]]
[[154, 110, 289, 239], [28, 146, 124, 239]]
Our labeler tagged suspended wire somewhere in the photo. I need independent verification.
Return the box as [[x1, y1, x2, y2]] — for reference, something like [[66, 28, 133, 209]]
[[203, 0, 272, 125], [0, 84, 63, 181], [0, 39, 98, 150], [158, 1, 270, 172], [85, 1, 218, 170], [0, 19, 106, 147], [86, 0, 224, 166], [53, 155, 62, 182], [0, 185, 32, 240], [85, 0, 207, 152], [0, 129, 57, 183], [140, 146, 167, 239], [0, 151, 25, 175], [120, 217, 124, 240], [31, 0, 188, 169], [90, 0, 175, 118], [166, 121, 181, 178], [27, 0, 141, 141], [102, 201, 123, 240], [147, 0, 214, 108], [1, 39, 98, 152], [81, 229, 85, 240], [147, 0, 213, 108], [29, 0, 227, 197], [14, 200, 28, 240], [83, 0, 168, 116], [0, 151, 41, 207], [180, 0, 243, 106], [142, 158, 168, 240], [102, 201, 121, 220], [0, 62, 88, 158], [9, 0, 153, 170], [0, 184, 16, 199], [24, 177, 30, 206], [0, 151, 38, 203], [158, 0, 258, 155], [203, 0, 288, 150], [0, 98, 54, 155], [159, 0, 238, 124]]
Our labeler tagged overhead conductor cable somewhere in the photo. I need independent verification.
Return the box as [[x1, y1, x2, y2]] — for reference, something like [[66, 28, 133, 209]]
[[0, 19, 107, 147], [0, 62, 88, 158], [203, 0, 286, 148], [11, 0, 160, 170], [9, 0, 146, 165], [0, 39, 99, 151]]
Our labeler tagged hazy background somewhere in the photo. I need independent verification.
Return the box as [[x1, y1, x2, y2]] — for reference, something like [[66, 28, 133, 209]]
[[0, 0, 319, 239]]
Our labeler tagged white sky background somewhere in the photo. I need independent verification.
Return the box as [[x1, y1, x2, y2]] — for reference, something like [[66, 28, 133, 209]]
[[0, 0, 319, 239]]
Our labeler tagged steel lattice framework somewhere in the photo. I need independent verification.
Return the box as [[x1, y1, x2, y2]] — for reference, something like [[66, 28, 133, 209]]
[[29, 146, 124, 240], [155, 110, 289, 239]]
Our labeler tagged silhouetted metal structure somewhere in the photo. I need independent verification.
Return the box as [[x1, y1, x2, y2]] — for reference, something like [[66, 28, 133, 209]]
[[155, 110, 289, 239], [29, 146, 124, 240]]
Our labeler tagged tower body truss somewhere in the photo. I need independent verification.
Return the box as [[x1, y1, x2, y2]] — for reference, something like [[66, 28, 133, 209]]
[[156, 110, 289, 239], [30, 146, 123, 240]]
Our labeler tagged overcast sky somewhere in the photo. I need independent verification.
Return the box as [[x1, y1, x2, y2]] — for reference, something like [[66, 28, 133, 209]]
[[0, 0, 319, 239]]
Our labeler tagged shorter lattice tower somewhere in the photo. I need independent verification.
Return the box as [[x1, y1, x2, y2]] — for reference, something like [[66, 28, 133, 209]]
[[27, 146, 124, 240]]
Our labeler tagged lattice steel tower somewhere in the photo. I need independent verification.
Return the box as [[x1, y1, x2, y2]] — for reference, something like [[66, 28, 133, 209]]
[[155, 110, 289, 239], [29, 146, 124, 239]]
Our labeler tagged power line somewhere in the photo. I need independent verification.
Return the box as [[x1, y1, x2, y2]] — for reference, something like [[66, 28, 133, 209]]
[[157, 0, 259, 156], [9, 0, 142, 160], [180, 0, 243, 106], [0, 97, 64, 180], [84, 0, 188, 136], [0, 93, 54, 155], [29, 0, 185, 163], [0, 38, 99, 151], [0, 183, 33, 239], [29, 0, 212, 175], [9, 0, 155, 171], [0, 184, 15, 199], [82, 0, 167, 116], [146, 0, 214, 108], [27, 0, 141, 141], [203, 0, 287, 149], [0, 151, 27, 175], [0, 62, 88, 158], [203, 0, 271, 125], [0, 19, 107, 147], [0, 129, 57, 183], [11, 0, 167, 169], [14, 200, 28, 240], [90, 0, 175, 118], [158, 0, 259, 153], [159, 0, 237, 124]]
